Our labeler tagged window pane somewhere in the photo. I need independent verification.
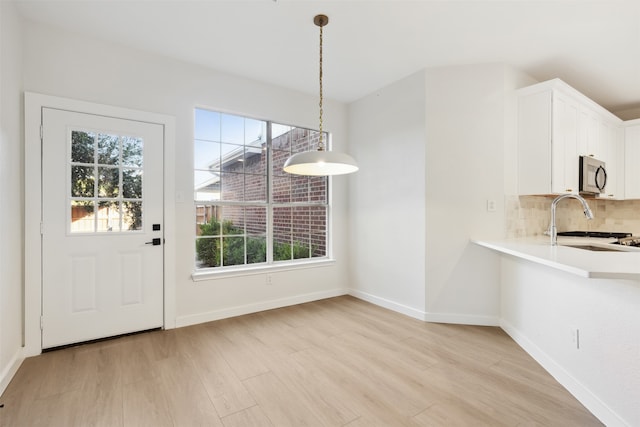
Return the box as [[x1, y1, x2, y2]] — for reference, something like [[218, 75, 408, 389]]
[[194, 170, 220, 201], [194, 140, 221, 170], [71, 131, 95, 164], [245, 118, 266, 145], [220, 172, 244, 201], [291, 128, 314, 154], [96, 201, 121, 232], [273, 175, 291, 203], [97, 133, 120, 165], [220, 114, 244, 145], [220, 206, 244, 235], [272, 149, 290, 177], [245, 174, 266, 202], [122, 168, 142, 199], [246, 206, 266, 236], [291, 176, 309, 203], [292, 206, 310, 259], [219, 142, 245, 173], [123, 201, 142, 231], [122, 136, 143, 167], [310, 177, 328, 203], [272, 124, 292, 150], [310, 205, 327, 257], [71, 165, 95, 197], [222, 236, 245, 266], [98, 167, 119, 198], [244, 144, 265, 172], [195, 109, 221, 142], [273, 207, 292, 261], [246, 236, 266, 264], [196, 236, 221, 268], [195, 205, 220, 236], [70, 200, 95, 233]]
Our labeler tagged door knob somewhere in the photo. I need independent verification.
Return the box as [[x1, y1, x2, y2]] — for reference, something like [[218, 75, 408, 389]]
[[145, 238, 162, 246]]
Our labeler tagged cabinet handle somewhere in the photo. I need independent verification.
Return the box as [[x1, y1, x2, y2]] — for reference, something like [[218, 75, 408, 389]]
[[566, 189, 573, 192]]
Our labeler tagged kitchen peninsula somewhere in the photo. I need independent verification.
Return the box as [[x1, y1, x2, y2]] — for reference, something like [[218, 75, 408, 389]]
[[474, 236, 640, 280], [474, 237, 640, 427]]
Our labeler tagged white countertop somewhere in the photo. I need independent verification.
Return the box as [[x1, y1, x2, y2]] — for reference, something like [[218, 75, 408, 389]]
[[473, 236, 640, 280]]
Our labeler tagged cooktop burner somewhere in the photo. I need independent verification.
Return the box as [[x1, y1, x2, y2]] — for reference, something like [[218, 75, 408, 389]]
[[557, 231, 632, 239]]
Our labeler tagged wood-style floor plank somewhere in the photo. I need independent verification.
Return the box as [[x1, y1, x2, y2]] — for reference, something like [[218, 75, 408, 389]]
[[0, 296, 603, 426]]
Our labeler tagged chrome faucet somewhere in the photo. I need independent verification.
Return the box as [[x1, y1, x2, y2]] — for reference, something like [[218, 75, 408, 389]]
[[549, 194, 594, 246]]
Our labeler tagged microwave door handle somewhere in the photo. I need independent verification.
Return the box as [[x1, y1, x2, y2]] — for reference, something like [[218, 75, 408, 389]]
[[596, 165, 607, 191]]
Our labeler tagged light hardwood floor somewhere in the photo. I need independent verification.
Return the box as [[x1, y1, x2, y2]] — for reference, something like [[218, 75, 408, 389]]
[[0, 296, 603, 426]]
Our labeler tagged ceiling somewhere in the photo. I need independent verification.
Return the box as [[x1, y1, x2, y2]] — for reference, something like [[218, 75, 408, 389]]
[[12, 0, 640, 113]]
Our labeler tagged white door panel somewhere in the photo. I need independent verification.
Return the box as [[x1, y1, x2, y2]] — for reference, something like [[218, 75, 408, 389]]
[[42, 108, 164, 348]]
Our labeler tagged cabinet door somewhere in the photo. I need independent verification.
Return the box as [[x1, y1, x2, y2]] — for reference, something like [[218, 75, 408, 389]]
[[601, 124, 624, 199], [625, 125, 640, 199], [518, 90, 553, 195], [552, 93, 579, 193], [578, 106, 602, 159]]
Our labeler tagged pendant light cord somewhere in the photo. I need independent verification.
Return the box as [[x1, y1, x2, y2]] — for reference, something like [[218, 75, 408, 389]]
[[318, 21, 325, 151]]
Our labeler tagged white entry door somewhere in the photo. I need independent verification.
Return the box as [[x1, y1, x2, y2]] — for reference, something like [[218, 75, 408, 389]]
[[41, 108, 164, 349]]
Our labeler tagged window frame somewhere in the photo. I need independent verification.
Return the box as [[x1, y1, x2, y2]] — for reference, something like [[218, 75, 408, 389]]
[[192, 109, 334, 281]]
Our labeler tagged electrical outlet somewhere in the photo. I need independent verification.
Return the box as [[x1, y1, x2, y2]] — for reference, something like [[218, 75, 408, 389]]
[[266, 274, 273, 285], [487, 199, 496, 212]]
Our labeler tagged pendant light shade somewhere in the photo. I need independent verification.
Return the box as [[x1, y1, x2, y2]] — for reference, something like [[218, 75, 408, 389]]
[[283, 149, 359, 176], [283, 14, 358, 176]]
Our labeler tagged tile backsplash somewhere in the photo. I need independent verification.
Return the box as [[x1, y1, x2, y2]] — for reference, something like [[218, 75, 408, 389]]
[[506, 195, 640, 238]]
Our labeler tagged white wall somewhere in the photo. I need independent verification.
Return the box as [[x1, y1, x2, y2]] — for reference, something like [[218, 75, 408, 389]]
[[22, 21, 352, 328], [0, 1, 25, 393], [347, 71, 427, 318], [348, 64, 531, 324], [501, 257, 640, 427], [423, 64, 507, 323]]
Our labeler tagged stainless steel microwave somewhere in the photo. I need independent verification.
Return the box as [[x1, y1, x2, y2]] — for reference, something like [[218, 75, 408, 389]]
[[579, 156, 607, 194]]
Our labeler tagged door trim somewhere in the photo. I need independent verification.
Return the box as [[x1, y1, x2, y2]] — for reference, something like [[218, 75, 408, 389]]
[[24, 92, 176, 356]]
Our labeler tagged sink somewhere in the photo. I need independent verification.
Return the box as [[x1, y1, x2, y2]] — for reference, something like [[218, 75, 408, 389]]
[[564, 244, 627, 252]]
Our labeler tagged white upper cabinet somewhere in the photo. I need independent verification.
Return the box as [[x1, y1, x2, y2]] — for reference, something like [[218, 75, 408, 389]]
[[624, 121, 640, 199], [601, 122, 624, 199], [517, 79, 622, 196]]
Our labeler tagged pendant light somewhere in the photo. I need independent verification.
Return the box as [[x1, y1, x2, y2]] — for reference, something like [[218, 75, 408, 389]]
[[283, 14, 358, 176]]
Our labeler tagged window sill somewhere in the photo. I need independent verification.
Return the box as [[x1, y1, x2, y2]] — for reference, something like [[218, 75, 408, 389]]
[[191, 258, 336, 282]]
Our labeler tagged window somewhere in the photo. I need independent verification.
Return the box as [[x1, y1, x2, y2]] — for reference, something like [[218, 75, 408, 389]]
[[69, 129, 144, 233], [194, 109, 329, 271]]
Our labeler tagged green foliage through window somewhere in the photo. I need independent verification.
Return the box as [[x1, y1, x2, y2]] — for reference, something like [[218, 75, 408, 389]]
[[196, 218, 312, 267]]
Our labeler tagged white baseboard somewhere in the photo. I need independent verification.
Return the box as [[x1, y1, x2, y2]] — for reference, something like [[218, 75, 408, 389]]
[[0, 348, 24, 397], [423, 311, 500, 326], [500, 319, 629, 427], [347, 289, 499, 326], [175, 288, 348, 328], [347, 289, 427, 320]]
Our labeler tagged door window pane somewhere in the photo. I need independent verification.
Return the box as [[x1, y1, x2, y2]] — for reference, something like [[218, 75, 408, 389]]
[[122, 169, 142, 199], [98, 167, 119, 198], [71, 166, 95, 197], [71, 131, 95, 164], [97, 133, 120, 165], [70, 200, 95, 233], [122, 136, 143, 167], [123, 201, 143, 231], [96, 201, 121, 232]]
